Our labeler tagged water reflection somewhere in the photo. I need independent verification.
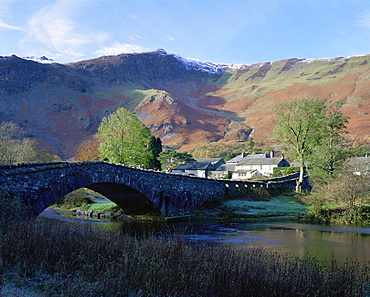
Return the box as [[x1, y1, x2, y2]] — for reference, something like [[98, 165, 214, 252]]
[[41, 210, 370, 263], [175, 222, 370, 263], [102, 220, 370, 263]]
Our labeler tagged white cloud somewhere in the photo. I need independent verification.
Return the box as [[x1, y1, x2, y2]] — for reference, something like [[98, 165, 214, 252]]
[[0, 21, 23, 31], [20, 0, 109, 58], [0, 0, 23, 31], [167, 35, 175, 41], [128, 35, 147, 41], [357, 11, 370, 28], [136, 35, 146, 40], [94, 42, 149, 56]]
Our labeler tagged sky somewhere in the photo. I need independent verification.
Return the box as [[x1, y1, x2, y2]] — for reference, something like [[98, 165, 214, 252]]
[[1, 0, 370, 65]]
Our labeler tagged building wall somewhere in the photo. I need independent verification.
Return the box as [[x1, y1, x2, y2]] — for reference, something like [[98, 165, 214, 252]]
[[236, 164, 277, 176]]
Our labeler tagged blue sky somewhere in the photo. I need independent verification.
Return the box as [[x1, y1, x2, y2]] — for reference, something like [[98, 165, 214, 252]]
[[1, 0, 370, 64]]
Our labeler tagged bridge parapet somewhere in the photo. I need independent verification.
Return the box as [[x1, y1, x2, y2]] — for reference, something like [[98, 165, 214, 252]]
[[0, 161, 302, 220]]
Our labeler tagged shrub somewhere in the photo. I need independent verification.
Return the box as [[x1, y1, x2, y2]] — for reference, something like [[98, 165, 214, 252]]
[[0, 190, 29, 221], [54, 188, 93, 209], [273, 167, 300, 176]]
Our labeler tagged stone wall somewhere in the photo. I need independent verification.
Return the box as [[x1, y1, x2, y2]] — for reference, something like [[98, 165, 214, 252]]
[[0, 161, 303, 219]]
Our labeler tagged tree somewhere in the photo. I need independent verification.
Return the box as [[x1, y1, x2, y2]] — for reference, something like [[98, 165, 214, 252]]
[[273, 97, 344, 192], [75, 139, 100, 161], [322, 168, 370, 209], [0, 121, 47, 164], [147, 136, 162, 170], [0, 121, 23, 164], [158, 150, 195, 172], [97, 107, 153, 167], [308, 100, 349, 181], [13, 138, 39, 164]]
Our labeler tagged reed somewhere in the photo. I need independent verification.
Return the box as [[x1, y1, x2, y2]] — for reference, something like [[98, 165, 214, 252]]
[[2, 220, 370, 296]]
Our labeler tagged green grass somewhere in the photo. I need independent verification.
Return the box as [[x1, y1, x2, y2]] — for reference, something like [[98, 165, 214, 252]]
[[51, 188, 119, 216], [193, 195, 308, 221], [83, 201, 117, 213], [305, 203, 370, 225], [224, 195, 308, 217]]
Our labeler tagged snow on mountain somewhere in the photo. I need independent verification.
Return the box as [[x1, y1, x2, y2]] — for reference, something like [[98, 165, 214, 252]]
[[170, 51, 267, 74], [23, 56, 55, 64], [174, 55, 227, 75]]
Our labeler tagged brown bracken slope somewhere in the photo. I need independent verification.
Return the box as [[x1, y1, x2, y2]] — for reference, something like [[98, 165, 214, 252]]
[[1, 50, 369, 159]]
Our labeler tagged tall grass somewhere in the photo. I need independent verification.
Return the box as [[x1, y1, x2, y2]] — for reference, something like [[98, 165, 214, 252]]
[[2, 220, 370, 296]]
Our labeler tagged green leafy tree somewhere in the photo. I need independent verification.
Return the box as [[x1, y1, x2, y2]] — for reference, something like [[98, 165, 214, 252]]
[[97, 107, 152, 167], [273, 97, 329, 192], [274, 97, 349, 192], [147, 136, 162, 170], [309, 101, 349, 181], [158, 150, 195, 172]]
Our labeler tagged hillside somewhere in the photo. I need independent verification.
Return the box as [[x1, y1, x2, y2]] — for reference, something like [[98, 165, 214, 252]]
[[1, 50, 369, 159]]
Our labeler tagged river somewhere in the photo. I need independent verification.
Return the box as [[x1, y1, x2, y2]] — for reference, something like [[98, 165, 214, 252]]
[[175, 221, 370, 263], [38, 209, 370, 264]]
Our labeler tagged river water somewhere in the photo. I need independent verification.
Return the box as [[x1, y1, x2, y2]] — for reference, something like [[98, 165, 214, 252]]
[[174, 221, 370, 263], [38, 210, 370, 264]]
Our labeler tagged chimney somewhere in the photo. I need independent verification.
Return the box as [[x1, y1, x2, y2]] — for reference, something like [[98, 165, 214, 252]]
[[270, 150, 275, 158]]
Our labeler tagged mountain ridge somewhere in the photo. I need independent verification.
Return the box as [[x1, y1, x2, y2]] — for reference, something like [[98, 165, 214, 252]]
[[1, 50, 370, 159]]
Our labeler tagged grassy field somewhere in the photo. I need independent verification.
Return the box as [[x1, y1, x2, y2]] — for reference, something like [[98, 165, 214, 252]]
[[192, 194, 307, 221], [223, 195, 307, 217]]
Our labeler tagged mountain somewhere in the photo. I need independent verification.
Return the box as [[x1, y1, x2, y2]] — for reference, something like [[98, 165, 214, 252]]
[[1, 50, 370, 159]]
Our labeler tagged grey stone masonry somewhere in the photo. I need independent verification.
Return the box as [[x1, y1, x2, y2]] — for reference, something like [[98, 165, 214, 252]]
[[0, 161, 302, 219]]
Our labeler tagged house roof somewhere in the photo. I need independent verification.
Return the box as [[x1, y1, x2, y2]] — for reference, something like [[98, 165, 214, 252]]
[[244, 154, 270, 159], [237, 157, 286, 166], [226, 153, 249, 163], [215, 164, 237, 171], [227, 153, 274, 164], [175, 158, 224, 170]]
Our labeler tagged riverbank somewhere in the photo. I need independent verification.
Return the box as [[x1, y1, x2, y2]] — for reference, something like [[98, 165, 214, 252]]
[[190, 194, 307, 222], [38, 208, 108, 223], [55, 191, 370, 225], [2, 220, 370, 296]]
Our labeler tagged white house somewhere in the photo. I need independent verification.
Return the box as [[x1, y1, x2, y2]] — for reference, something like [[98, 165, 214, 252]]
[[231, 169, 263, 180], [234, 157, 290, 177], [344, 156, 370, 176]]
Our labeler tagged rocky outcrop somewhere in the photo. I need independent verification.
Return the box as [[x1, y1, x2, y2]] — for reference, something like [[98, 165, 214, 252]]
[[68, 49, 223, 84]]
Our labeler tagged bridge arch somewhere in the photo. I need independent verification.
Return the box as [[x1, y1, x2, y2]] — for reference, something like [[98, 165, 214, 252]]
[[31, 180, 163, 218], [0, 161, 303, 220], [0, 162, 170, 218], [85, 183, 162, 216]]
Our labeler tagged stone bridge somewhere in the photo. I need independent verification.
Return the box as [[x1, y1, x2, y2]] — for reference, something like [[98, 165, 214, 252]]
[[0, 161, 301, 220]]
